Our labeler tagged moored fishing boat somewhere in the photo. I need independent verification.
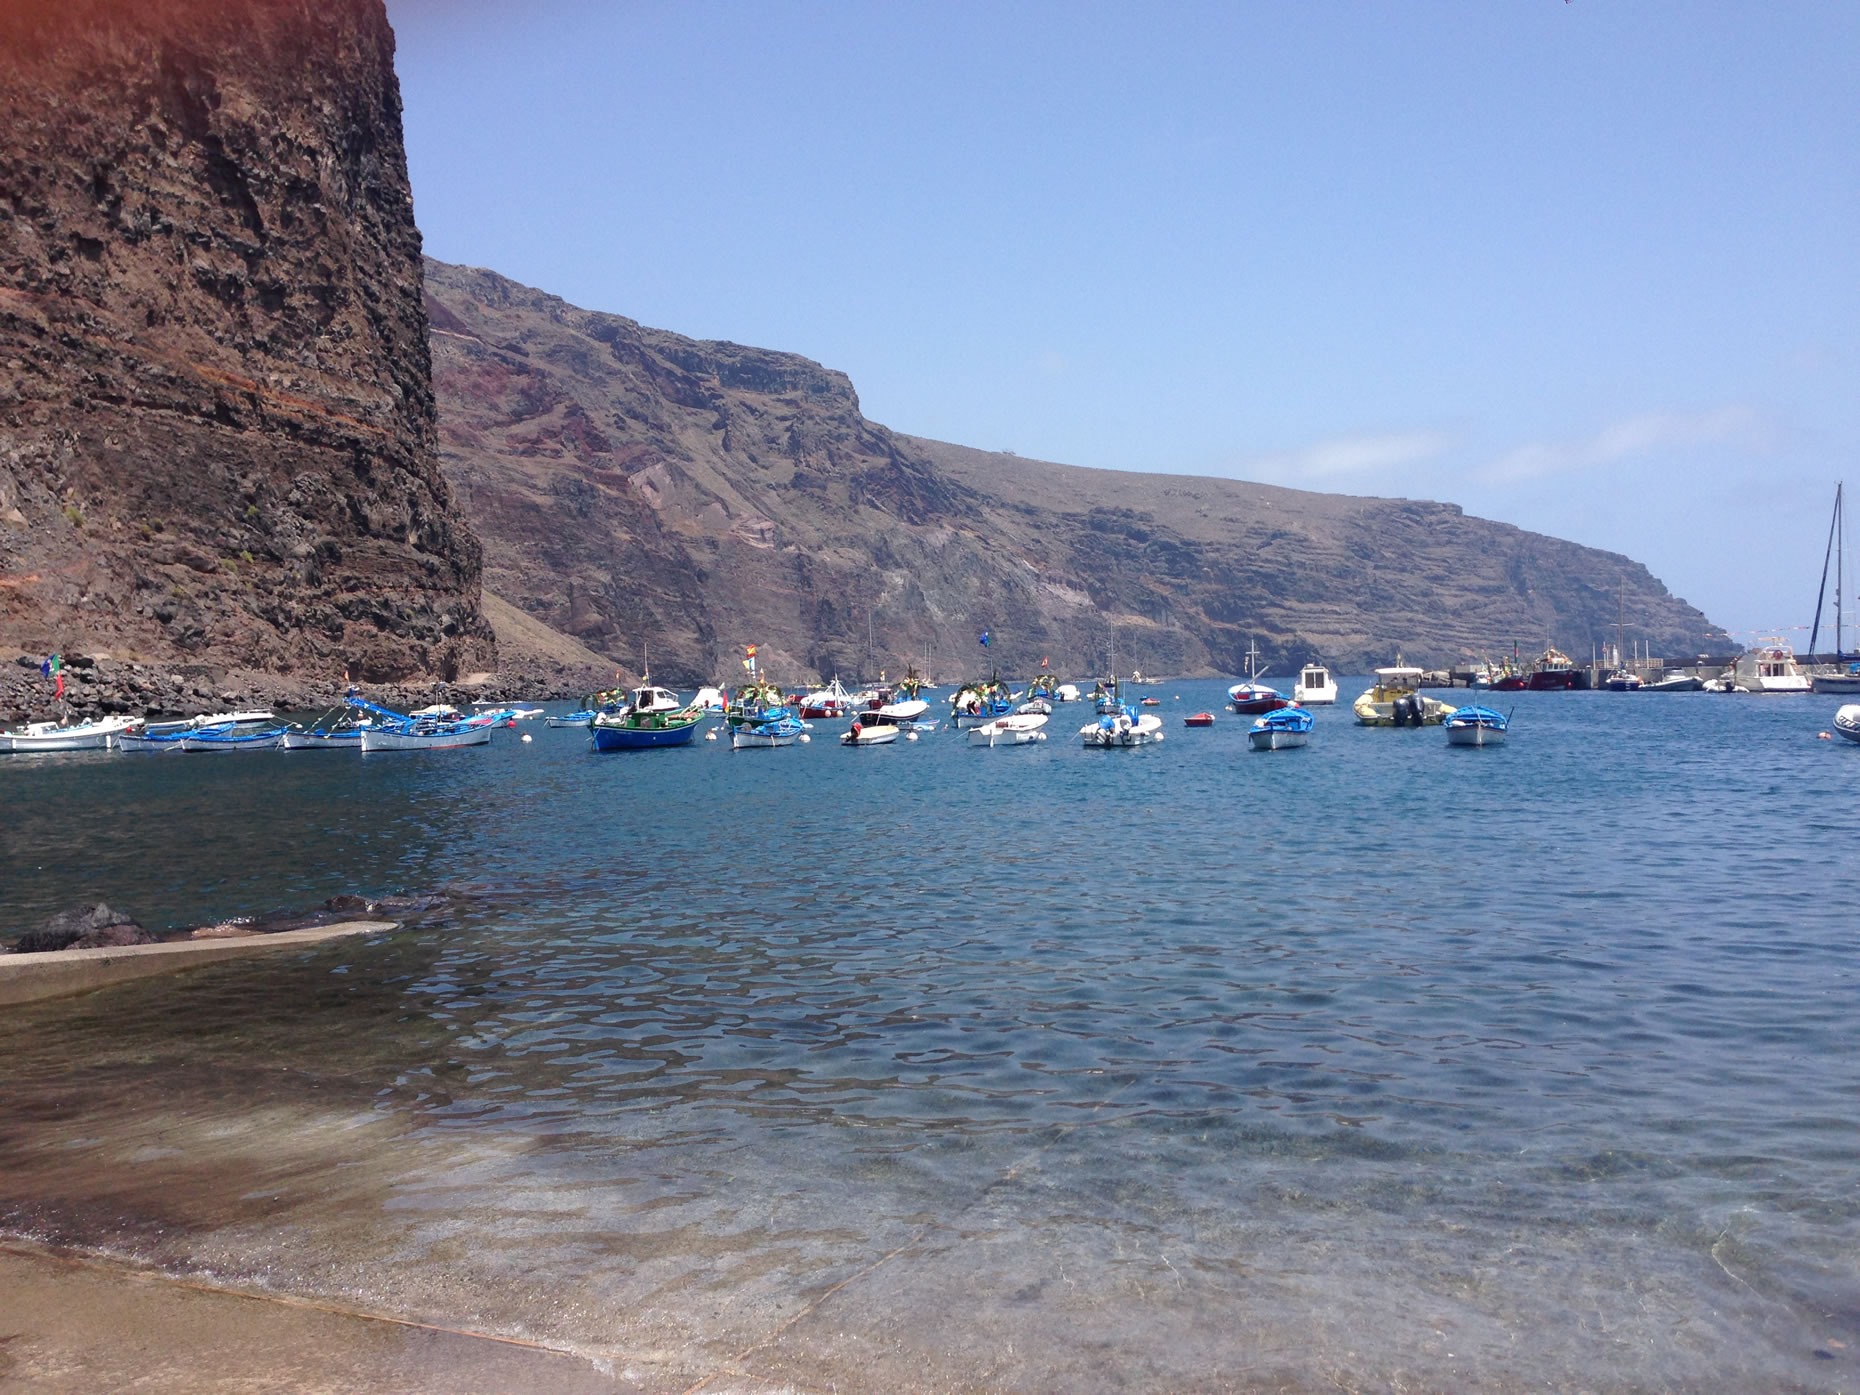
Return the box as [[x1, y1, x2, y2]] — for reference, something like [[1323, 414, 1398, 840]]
[[1081, 705, 1164, 747], [117, 710, 275, 752], [0, 714, 139, 753], [180, 714, 289, 752], [726, 652, 806, 748], [1353, 665, 1455, 726], [591, 684, 705, 750], [1246, 705, 1313, 750], [283, 692, 371, 749], [346, 696, 494, 752], [1183, 711, 1216, 727], [968, 712, 1048, 746], [1228, 682, 1290, 715], [1526, 647, 1578, 691], [841, 716, 899, 746], [799, 678, 856, 720], [1444, 705, 1509, 746], [950, 675, 1017, 728], [547, 709, 596, 728]]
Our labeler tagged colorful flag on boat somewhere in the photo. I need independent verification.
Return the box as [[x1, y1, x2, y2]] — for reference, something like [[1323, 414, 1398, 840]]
[[1041, 656, 1048, 668], [746, 644, 757, 658], [42, 652, 62, 698]]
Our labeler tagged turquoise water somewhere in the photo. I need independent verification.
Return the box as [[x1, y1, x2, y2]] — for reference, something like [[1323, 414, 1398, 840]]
[[2, 681, 1857, 1391]]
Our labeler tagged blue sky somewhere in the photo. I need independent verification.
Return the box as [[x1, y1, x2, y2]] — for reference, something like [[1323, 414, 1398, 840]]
[[388, 1, 1859, 646]]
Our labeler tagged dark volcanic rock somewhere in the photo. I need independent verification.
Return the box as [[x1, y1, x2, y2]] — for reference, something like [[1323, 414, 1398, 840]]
[[0, 0, 496, 688], [11, 902, 152, 953], [425, 260, 1726, 682]]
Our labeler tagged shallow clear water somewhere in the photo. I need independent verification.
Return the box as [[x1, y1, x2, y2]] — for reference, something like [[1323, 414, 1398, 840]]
[[2, 682, 1857, 1391]]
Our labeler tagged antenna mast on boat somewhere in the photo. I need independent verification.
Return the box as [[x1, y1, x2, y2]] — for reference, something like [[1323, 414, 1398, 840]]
[[1809, 481, 1845, 659]]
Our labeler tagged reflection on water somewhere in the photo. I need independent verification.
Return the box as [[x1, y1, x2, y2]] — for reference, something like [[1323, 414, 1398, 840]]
[[2, 682, 1858, 1390]]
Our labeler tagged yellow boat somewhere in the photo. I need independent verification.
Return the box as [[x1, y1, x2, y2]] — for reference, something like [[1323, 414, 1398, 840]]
[[1352, 664, 1456, 726]]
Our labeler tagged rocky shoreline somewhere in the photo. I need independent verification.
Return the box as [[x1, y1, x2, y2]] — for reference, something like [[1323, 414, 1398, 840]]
[[0, 650, 603, 727]]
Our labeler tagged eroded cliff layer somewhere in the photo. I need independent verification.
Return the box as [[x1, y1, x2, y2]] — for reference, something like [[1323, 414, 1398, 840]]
[[427, 259, 1721, 684], [0, 0, 493, 681]]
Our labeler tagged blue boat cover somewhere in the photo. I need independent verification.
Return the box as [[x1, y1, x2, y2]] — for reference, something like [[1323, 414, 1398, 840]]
[[1254, 706, 1314, 733], [1446, 705, 1508, 728]]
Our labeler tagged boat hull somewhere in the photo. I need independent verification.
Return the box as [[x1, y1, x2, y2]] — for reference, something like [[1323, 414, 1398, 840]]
[[1646, 676, 1704, 692], [1247, 728, 1306, 750], [1446, 724, 1506, 746], [841, 724, 899, 746], [180, 729, 286, 752], [1183, 713, 1215, 727], [0, 715, 139, 752], [591, 720, 702, 750], [360, 725, 493, 751], [969, 714, 1048, 746], [1811, 674, 1860, 694], [282, 729, 363, 749], [731, 727, 801, 749]]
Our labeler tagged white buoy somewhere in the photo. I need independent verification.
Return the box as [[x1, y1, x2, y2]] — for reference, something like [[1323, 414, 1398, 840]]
[[799, 733, 811, 743], [905, 730, 919, 741], [520, 732, 532, 743], [706, 730, 718, 741]]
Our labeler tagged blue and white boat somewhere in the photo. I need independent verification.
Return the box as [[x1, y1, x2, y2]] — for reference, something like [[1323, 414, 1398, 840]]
[[118, 710, 274, 752], [345, 696, 494, 752], [1444, 705, 1509, 747], [1080, 704, 1165, 747], [1247, 705, 1313, 751], [722, 656, 807, 748], [590, 685, 705, 750], [180, 716, 289, 752], [547, 709, 596, 728]]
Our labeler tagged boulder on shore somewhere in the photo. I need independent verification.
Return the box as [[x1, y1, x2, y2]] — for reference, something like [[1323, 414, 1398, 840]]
[[10, 904, 155, 954]]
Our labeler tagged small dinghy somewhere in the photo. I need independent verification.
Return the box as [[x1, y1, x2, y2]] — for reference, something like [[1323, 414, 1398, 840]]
[[1247, 705, 1313, 751], [1444, 705, 1509, 747], [1182, 711, 1216, 728], [1227, 682, 1290, 716], [969, 712, 1049, 746], [547, 710, 595, 728]]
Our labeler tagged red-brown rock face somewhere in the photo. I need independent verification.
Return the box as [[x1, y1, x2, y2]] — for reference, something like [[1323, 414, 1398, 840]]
[[0, 0, 494, 681]]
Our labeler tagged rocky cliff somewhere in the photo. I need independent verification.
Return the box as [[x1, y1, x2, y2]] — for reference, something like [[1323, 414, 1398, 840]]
[[0, 0, 494, 688], [426, 260, 1723, 684]]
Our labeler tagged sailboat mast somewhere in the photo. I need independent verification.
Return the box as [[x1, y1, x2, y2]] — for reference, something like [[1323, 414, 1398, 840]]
[[1838, 481, 1846, 658], [1810, 483, 1842, 659]]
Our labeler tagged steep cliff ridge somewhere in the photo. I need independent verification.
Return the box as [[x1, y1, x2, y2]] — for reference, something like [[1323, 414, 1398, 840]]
[[428, 259, 1721, 683], [0, 0, 494, 682]]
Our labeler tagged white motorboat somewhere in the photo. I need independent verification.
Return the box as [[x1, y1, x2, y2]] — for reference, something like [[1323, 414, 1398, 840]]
[[1733, 642, 1811, 694], [0, 714, 138, 752], [969, 713, 1049, 746], [1080, 709, 1164, 747], [1645, 674, 1704, 692], [1293, 664, 1338, 705], [1016, 697, 1053, 716], [841, 719, 898, 746], [1834, 704, 1860, 744], [1056, 684, 1082, 702], [875, 698, 929, 725]]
